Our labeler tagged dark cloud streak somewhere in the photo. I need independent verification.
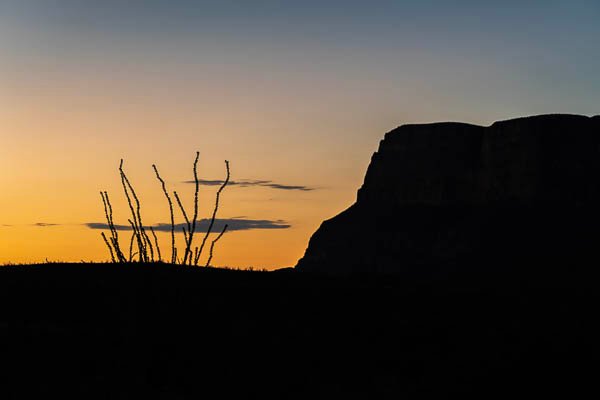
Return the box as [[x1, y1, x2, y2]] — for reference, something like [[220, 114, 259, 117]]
[[188, 179, 315, 191], [86, 218, 290, 232]]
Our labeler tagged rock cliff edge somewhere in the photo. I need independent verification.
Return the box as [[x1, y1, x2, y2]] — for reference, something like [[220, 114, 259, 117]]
[[296, 114, 600, 275]]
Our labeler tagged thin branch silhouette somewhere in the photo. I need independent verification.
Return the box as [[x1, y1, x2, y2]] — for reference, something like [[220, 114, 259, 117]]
[[187, 152, 201, 266], [153, 164, 176, 264], [174, 190, 191, 263], [119, 161, 146, 262], [100, 191, 126, 262], [205, 224, 228, 267], [150, 227, 161, 262], [101, 232, 116, 263], [197, 160, 230, 266], [98, 153, 230, 266]]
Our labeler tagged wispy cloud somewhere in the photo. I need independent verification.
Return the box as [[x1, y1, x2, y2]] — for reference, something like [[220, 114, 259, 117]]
[[186, 179, 316, 191], [33, 223, 60, 227], [85, 218, 291, 232], [263, 183, 313, 191]]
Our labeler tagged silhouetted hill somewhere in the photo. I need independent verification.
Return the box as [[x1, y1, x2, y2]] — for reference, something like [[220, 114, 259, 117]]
[[297, 114, 600, 275], [0, 263, 599, 398]]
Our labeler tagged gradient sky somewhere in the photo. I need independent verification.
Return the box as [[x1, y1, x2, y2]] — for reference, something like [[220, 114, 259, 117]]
[[1, 1, 599, 267]]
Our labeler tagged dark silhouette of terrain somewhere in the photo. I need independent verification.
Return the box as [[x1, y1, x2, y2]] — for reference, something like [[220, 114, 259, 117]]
[[1, 262, 599, 398], [2, 114, 600, 398], [297, 114, 600, 275]]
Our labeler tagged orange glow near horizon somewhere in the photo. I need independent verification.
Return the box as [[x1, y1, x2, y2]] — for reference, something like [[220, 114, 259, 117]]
[[0, 132, 358, 268], [0, 67, 373, 269], [1, 51, 389, 268], [3, 2, 599, 267]]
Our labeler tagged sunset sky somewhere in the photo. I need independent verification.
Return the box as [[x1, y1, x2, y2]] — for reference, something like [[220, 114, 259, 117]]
[[1, 1, 599, 268]]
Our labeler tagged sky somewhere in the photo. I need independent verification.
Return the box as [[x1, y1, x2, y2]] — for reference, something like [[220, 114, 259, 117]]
[[1, 0, 599, 267]]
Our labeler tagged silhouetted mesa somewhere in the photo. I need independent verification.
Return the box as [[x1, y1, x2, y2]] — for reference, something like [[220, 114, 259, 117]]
[[296, 114, 600, 275]]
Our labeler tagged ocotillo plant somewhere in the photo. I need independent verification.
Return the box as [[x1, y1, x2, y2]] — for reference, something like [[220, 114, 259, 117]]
[[99, 153, 230, 266]]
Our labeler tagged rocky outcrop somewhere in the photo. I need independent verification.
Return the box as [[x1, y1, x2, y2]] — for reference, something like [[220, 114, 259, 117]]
[[296, 114, 600, 275]]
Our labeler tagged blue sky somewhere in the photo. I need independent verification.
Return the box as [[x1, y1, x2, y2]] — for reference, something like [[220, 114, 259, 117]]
[[3, 1, 599, 117]]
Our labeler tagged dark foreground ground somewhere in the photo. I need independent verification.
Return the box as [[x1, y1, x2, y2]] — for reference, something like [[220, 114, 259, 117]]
[[0, 262, 598, 399]]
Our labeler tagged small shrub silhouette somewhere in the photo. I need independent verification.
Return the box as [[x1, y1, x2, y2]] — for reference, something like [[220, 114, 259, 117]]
[[100, 152, 230, 266]]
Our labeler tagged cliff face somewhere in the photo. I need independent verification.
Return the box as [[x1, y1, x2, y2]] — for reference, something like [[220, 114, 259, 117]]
[[296, 114, 600, 275]]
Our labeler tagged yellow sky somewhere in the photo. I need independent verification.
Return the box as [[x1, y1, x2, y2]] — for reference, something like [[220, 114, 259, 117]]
[[0, 74, 376, 268]]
